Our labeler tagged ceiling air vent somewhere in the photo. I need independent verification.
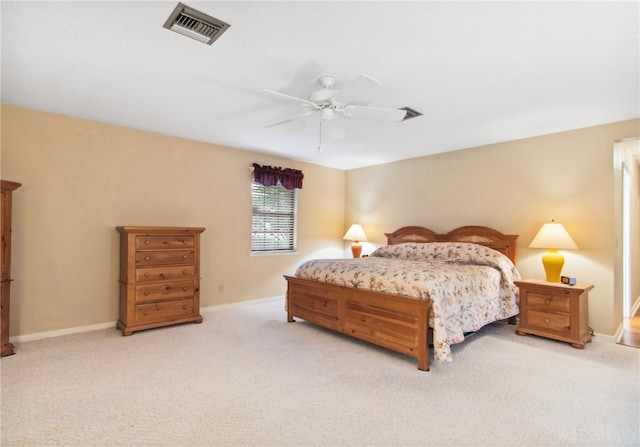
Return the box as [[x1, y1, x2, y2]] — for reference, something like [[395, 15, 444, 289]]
[[399, 107, 423, 121], [163, 2, 230, 45]]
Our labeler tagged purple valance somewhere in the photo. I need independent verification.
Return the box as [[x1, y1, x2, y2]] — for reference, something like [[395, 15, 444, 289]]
[[252, 163, 304, 190]]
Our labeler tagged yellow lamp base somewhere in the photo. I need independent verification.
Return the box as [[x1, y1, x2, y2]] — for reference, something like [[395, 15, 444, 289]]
[[541, 249, 565, 282]]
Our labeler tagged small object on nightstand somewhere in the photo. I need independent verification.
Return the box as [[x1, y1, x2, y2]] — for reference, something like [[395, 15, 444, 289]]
[[514, 279, 593, 349], [561, 276, 576, 285]]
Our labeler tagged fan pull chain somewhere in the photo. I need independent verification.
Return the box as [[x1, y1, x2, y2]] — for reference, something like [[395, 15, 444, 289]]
[[317, 120, 323, 152]]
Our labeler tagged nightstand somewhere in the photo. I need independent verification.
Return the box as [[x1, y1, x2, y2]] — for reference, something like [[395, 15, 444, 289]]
[[514, 279, 593, 349]]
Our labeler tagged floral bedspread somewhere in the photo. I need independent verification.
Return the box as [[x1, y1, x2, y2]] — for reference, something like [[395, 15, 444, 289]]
[[294, 242, 521, 362]]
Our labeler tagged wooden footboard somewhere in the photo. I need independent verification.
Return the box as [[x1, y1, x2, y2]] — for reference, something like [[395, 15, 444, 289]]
[[284, 275, 433, 371]]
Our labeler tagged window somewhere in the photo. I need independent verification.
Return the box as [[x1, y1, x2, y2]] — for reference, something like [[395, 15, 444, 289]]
[[251, 181, 297, 253]]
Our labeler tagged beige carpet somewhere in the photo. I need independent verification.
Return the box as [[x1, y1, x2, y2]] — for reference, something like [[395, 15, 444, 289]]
[[1, 297, 638, 447]]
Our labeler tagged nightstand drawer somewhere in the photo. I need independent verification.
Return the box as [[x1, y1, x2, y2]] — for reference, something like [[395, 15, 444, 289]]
[[526, 309, 570, 334], [527, 292, 570, 313]]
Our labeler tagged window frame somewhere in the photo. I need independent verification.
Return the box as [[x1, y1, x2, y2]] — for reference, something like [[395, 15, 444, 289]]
[[250, 181, 298, 255]]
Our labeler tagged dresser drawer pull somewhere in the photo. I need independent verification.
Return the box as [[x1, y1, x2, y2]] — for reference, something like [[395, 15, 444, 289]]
[[183, 255, 188, 259], [144, 291, 149, 296], [544, 318, 550, 324], [182, 287, 187, 291], [183, 270, 187, 275], [144, 256, 150, 261], [144, 240, 150, 245], [545, 299, 551, 305], [143, 310, 149, 316], [182, 240, 187, 244], [144, 272, 150, 277], [182, 304, 187, 310]]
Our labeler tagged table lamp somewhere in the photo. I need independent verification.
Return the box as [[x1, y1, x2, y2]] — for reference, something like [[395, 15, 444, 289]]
[[528, 220, 578, 282], [343, 224, 368, 258]]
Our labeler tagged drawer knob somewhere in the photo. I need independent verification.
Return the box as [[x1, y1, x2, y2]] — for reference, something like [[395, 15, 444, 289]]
[[182, 287, 187, 291], [182, 304, 187, 310], [144, 256, 150, 261], [182, 240, 187, 244], [183, 270, 187, 275], [144, 240, 150, 245], [183, 255, 188, 259], [545, 298, 551, 305], [544, 318, 550, 324], [143, 310, 149, 315], [144, 272, 150, 277], [144, 291, 149, 296]]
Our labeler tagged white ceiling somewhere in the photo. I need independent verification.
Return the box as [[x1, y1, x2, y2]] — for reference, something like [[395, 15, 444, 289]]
[[2, 1, 638, 170]]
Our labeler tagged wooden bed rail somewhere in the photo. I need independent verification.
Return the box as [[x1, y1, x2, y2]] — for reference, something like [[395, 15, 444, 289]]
[[285, 275, 433, 371]]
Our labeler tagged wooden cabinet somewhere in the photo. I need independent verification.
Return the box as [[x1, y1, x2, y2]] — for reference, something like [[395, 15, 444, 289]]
[[1, 180, 21, 357], [514, 279, 593, 348], [116, 226, 205, 336]]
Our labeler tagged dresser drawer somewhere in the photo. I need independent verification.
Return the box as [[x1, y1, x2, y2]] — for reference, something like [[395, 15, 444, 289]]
[[136, 280, 194, 303], [135, 298, 195, 324], [527, 292, 570, 313], [526, 309, 571, 334], [136, 235, 194, 250], [136, 265, 194, 283], [135, 250, 194, 266]]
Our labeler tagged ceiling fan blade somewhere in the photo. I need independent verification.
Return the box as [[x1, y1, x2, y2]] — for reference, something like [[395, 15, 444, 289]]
[[343, 105, 407, 122], [332, 74, 380, 105], [264, 111, 314, 127], [262, 89, 318, 108]]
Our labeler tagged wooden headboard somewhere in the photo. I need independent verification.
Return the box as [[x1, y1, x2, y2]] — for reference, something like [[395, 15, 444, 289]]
[[384, 225, 518, 264]]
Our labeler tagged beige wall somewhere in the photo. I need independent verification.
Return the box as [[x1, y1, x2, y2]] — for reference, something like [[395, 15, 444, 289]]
[[3, 104, 639, 339], [1, 105, 346, 337], [346, 119, 640, 336]]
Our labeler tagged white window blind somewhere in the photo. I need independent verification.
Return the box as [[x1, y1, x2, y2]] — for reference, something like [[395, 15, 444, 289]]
[[251, 182, 297, 253]]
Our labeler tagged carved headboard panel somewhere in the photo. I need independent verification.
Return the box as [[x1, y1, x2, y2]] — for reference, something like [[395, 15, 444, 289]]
[[385, 225, 518, 264]]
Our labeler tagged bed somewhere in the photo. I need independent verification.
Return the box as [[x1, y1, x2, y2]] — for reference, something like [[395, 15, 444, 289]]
[[284, 225, 520, 371]]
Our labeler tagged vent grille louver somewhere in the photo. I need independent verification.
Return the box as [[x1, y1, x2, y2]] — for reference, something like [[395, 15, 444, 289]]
[[163, 2, 230, 45]]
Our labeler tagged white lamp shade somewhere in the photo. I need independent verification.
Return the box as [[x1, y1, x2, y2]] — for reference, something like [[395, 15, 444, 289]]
[[529, 221, 578, 250], [343, 224, 368, 242]]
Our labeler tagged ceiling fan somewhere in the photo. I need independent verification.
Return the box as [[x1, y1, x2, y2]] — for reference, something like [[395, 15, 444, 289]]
[[262, 74, 407, 127]]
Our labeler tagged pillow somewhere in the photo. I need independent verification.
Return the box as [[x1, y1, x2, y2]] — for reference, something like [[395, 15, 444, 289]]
[[371, 242, 513, 267]]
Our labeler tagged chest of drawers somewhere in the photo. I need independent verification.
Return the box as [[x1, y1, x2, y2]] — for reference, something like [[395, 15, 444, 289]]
[[1, 180, 21, 356], [116, 226, 205, 336], [514, 279, 593, 348]]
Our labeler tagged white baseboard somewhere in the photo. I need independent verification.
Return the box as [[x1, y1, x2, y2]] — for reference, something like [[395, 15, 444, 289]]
[[200, 295, 283, 313], [594, 332, 617, 343], [10, 296, 285, 343], [11, 296, 620, 346], [11, 321, 118, 343], [630, 295, 640, 318]]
